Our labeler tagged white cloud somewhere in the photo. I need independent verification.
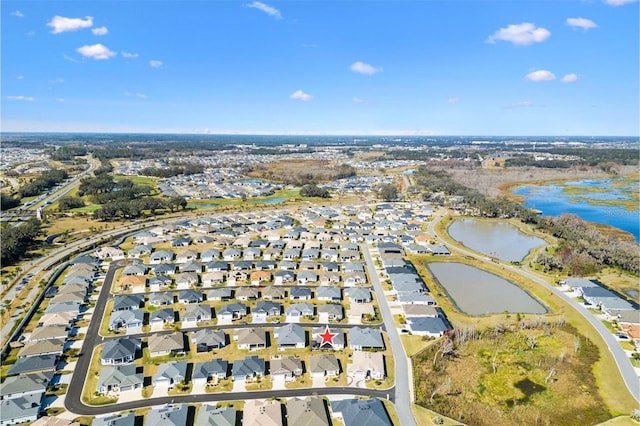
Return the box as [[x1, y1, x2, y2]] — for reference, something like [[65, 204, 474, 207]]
[[604, 0, 637, 5], [76, 44, 116, 60], [486, 22, 550, 45], [290, 90, 313, 101], [246, 2, 282, 19], [447, 97, 461, 104], [561, 73, 578, 83], [352, 97, 365, 103], [56, 98, 65, 102], [11, 10, 24, 18], [137, 93, 147, 99], [566, 17, 598, 29], [121, 51, 139, 58], [17, 75, 24, 80], [507, 101, 534, 108], [149, 60, 163, 68], [526, 69, 556, 81], [49, 77, 64, 84], [47, 15, 93, 34], [92, 26, 109, 36], [350, 61, 383, 75], [63, 54, 79, 63], [7, 95, 35, 101]]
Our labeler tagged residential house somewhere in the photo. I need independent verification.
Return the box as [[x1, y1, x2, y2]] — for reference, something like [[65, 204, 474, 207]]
[[201, 249, 221, 262], [148, 332, 185, 357], [26, 325, 68, 342], [231, 355, 266, 381], [206, 287, 232, 301], [192, 359, 229, 385], [177, 289, 203, 304], [252, 301, 282, 323], [122, 264, 148, 276], [250, 270, 271, 285], [330, 398, 392, 426], [317, 286, 342, 302], [345, 287, 372, 304], [101, 338, 141, 365], [349, 327, 385, 351], [152, 263, 177, 276], [191, 329, 226, 352], [274, 323, 306, 350], [0, 394, 43, 426], [274, 270, 295, 285], [347, 351, 385, 380], [194, 405, 236, 426], [180, 261, 203, 274], [93, 413, 135, 426], [149, 309, 176, 330], [202, 271, 226, 286], [113, 294, 144, 311], [176, 250, 198, 264], [262, 286, 286, 300], [0, 372, 52, 400], [146, 404, 189, 426], [312, 327, 345, 350], [18, 339, 65, 358], [152, 361, 187, 389], [206, 261, 229, 272], [243, 399, 283, 426], [175, 272, 199, 290], [7, 354, 58, 376], [309, 354, 340, 378], [235, 328, 267, 351], [318, 304, 344, 323], [149, 292, 175, 307], [149, 250, 175, 264], [285, 303, 315, 323], [108, 309, 144, 332], [406, 316, 450, 337], [217, 302, 247, 323], [270, 356, 303, 382], [182, 304, 212, 326], [97, 365, 143, 394], [287, 397, 330, 426], [171, 237, 192, 247], [289, 286, 313, 300], [235, 286, 259, 301]]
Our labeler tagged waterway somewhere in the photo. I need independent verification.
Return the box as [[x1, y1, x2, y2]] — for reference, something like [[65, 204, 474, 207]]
[[513, 177, 639, 241], [427, 262, 548, 316], [447, 219, 545, 262]]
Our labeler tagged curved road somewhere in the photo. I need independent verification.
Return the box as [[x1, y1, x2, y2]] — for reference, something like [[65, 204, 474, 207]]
[[65, 259, 396, 416], [428, 210, 640, 405]]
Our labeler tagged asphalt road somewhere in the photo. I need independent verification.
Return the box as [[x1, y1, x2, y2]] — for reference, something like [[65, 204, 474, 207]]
[[363, 244, 418, 426], [429, 211, 640, 405], [65, 258, 396, 416]]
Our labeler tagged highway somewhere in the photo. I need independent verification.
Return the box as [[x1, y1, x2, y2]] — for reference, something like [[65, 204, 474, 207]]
[[363, 244, 418, 426], [65, 258, 395, 416], [427, 210, 640, 405]]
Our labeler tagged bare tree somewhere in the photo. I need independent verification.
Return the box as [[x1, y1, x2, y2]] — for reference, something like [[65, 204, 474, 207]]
[[430, 377, 452, 403]]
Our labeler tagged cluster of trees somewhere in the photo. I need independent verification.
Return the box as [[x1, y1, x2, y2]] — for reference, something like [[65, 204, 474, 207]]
[[93, 195, 186, 221], [57, 196, 85, 211], [49, 146, 87, 161], [504, 158, 572, 168], [140, 162, 204, 178], [1, 193, 21, 210], [299, 184, 330, 198], [378, 183, 398, 201], [535, 214, 639, 275], [1, 219, 41, 265], [18, 169, 68, 198], [416, 166, 638, 275]]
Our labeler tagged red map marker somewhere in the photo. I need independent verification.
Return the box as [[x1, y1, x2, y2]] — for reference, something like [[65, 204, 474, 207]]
[[319, 324, 338, 347]]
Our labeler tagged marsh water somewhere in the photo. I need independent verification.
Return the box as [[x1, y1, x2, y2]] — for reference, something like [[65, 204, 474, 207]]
[[427, 262, 548, 315], [447, 219, 546, 262], [513, 177, 639, 241]]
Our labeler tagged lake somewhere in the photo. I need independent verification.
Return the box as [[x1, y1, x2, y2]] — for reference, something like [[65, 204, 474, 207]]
[[427, 262, 548, 316], [447, 219, 546, 262], [513, 177, 639, 241]]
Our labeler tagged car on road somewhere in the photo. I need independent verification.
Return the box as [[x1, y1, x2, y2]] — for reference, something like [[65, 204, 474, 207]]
[[616, 334, 630, 340]]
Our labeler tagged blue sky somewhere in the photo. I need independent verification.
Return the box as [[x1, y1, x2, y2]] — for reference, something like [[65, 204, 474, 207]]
[[2, 0, 638, 135]]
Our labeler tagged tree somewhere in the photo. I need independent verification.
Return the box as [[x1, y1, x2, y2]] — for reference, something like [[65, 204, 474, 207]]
[[58, 196, 85, 211], [0, 193, 20, 210], [379, 183, 398, 201], [299, 184, 330, 198]]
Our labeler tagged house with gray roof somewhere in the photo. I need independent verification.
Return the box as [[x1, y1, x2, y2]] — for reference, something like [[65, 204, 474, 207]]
[[235, 286, 259, 301], [176, 250, 198, 264], [253, 301, 282, 323], [427, 245, 450, 255], [287, 396, 330, 426], [331, 398, 392, 426], [192, 359, 228, 385], [149, 308, 176, 329], [180, 260, 203, 273], [108, 309, 144, 332], [345, 287, 372, 304], [290, 286, 313, 300], [278, 260, 297, 270], [191, 329, 226, 352], [146, 403, 189, 426], [311, 327, 345, 350], [101, 338, 141, 365], [113, 294, 144, 311], [175, 272, 199, 289], [122, 264, 147, 276], [0, 371, 52, 400], [152, 263, 177, 275], [93, 413, 135, 426], [286, 303, 315, 323], [207, 261, 229, 271], [235, 328, 267, 351], [206, 287, 232, 301], [347, 351, 385, 380], [182, 304, 212, 326], [152, 361, 187, 389], [148, 332, 185, 357], [270, 355, 303, 382], [317, 286, 342, 302], [149, 291, 175, 306], [201, 249, 221, 262], [128, 244, 152, 258], [397, 292, 435, 305], [231, 355, 265, 381], [195, 405, 237, 426], [18, 338, 65, 358], [262, 286, 286, 300], [150, 250, 175, 264], [7, 354, 58, 376], [256, 260, 276, 270], [218, 302, 247, 322], [26, 324, 68, 342], [318, 304, 344, 323], [274, 323, 306, 350], [177, 289, 203, 304], [274, 270, 295, 285], [0, 394, 42, 425], [97, 365, 143, 394], [309, 354, 340, 378], [406, 316, 450, 337], [171, 237, 192, 248], [149, 275, 173, 292], [349, 327, 384, 351]]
